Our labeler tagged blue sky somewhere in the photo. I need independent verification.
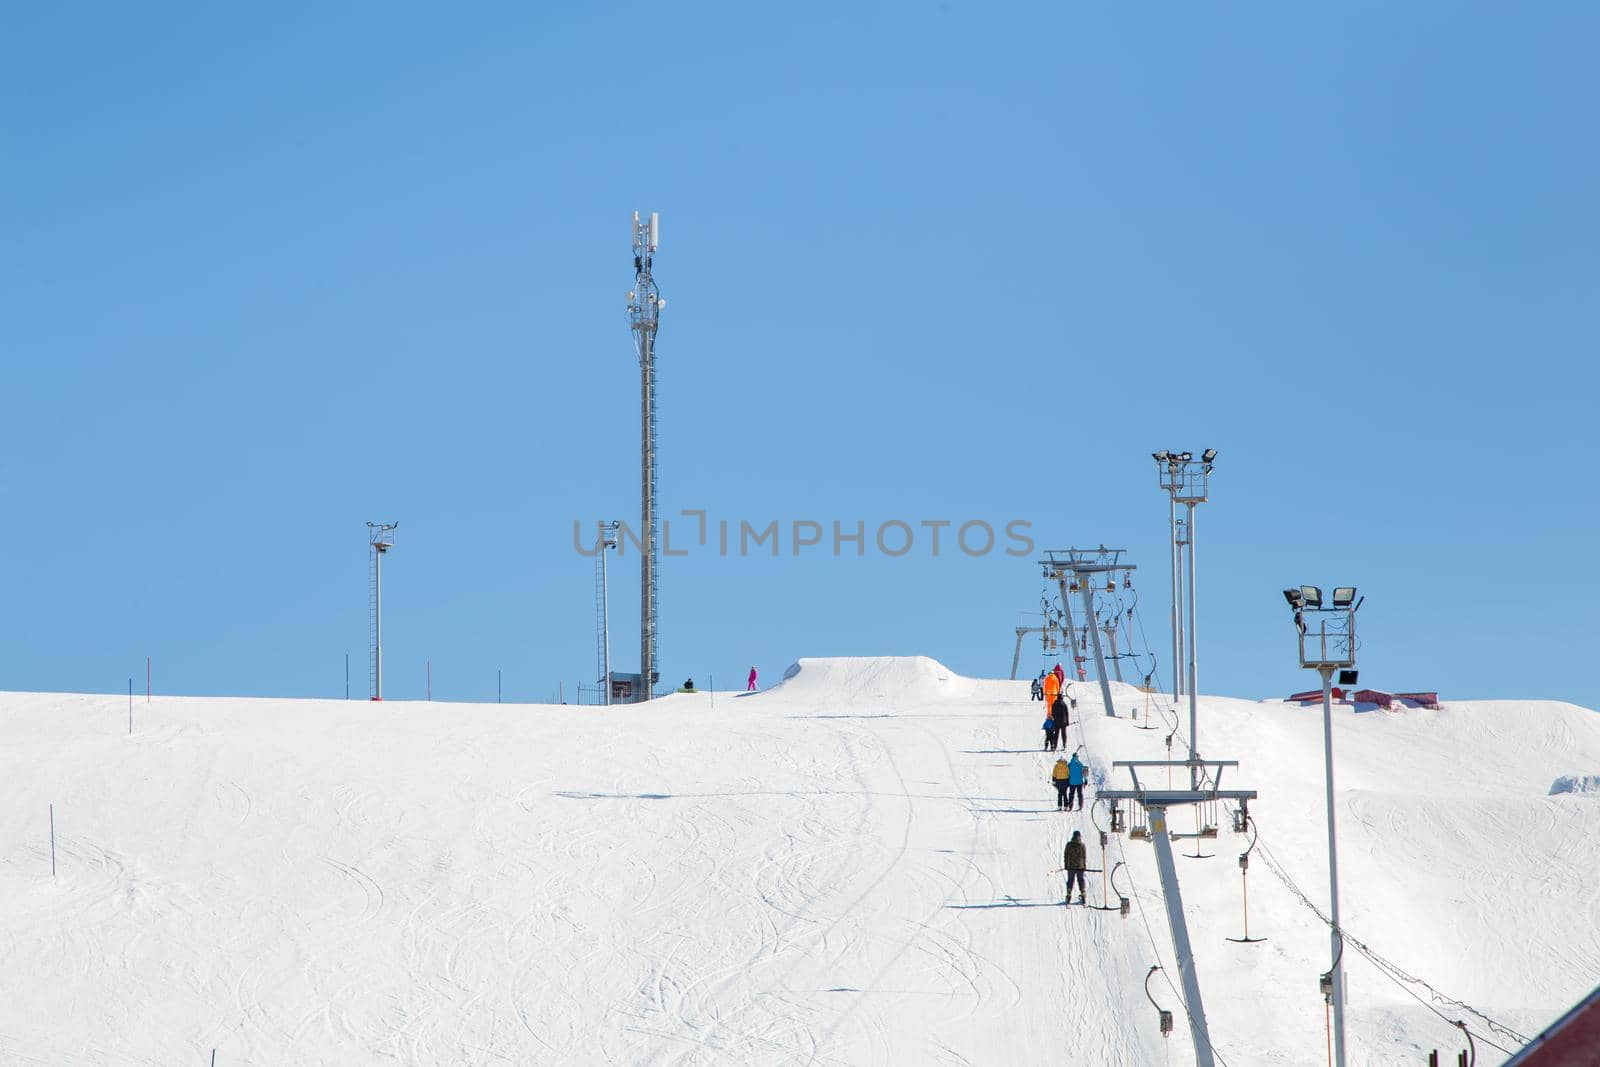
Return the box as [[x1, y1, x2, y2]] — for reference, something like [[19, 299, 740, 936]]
[[4, 2, 1596, 708]]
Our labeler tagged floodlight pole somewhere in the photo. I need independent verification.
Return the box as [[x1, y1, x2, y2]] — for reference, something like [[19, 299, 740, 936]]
[[1319, 662, 1348, 1067], [367, 521, 397, 701], [1185, 500, 1199, 789], [1294, 597, 1355, 1067], [598, 523, 617, 707], [1170, 494, 1183, 704]]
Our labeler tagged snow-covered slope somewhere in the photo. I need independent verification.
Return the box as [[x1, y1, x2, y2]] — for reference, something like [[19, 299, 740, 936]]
[[1, 659, 1596, 1065]]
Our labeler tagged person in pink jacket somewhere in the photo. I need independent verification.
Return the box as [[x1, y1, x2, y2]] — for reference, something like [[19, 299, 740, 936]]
[[747, 666, 758, 691]]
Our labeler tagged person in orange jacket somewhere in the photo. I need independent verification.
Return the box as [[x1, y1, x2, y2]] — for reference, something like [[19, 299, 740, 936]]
[[1042, 670, 1061, 711]]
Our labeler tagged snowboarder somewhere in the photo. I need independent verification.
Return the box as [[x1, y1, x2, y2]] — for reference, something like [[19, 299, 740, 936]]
[[1042, 670, 1061, 712], [1064, 830, 1088, 904], [747, 666, 758, 691], [1042, 714, 1059, 751], [1051, 756, 1071, 809], [1066, 752, 1086, 811]]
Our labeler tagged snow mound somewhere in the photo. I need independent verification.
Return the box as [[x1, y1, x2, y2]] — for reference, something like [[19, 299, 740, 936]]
[[772, 655, 979, 706], [1549, 774, 1600, 796]]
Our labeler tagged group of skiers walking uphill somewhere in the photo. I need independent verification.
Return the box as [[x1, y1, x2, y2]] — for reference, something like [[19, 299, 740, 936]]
[[1032, 663, 1090, 904]]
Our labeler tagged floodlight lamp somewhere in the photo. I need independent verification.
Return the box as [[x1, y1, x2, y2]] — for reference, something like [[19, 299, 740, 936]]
[[1153, 450, 1170, 462], [1282, 588, 1303, 609], [1332, 587, 1357, 608], [1201, 448, 1217, 463], [1177, 451, 1193, 461], [1300, 585, 1323, 609]]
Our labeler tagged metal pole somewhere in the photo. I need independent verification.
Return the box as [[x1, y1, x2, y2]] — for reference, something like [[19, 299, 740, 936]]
[[1011, 628, 1026, 681], [1170, 493, 1182, 703], [1148, 805, 1216, 1067], [1107, 623, 1123, 683], [601, 535, 612, 706], [345, 653, 349, 700], [1058, 578, 1080, 674], [1186, 501, 1199, 788], [1078, 579, 1116, 717], [1321, 665, 1348, 1067], [374, 547, 383, 700]]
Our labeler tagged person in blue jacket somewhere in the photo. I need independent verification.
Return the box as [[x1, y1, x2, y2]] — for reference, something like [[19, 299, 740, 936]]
[[1066, 752, 1087, 811], [1042, 713, 1059, 751]]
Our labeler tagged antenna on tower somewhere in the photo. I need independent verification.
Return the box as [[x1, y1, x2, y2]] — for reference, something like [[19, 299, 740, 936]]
[[628, 212, 663, 702], [366, 521, 397, 700]]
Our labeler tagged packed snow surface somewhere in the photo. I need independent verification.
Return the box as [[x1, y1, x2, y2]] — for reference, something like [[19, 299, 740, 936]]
[[2, 657, 1598, 1065]]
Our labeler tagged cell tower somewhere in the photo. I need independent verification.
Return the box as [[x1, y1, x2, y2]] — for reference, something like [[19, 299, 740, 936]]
[[628, 211, 663, 702], [366, 521, 397, 700]]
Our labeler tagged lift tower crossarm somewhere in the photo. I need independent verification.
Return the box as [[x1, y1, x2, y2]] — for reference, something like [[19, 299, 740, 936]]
[[1039, 547, 1134, 718]]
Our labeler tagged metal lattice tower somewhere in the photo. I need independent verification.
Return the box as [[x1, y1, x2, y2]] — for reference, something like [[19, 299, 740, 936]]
[[628, 211, 662, 702], [366, 521, 397, 700], [1039, 547, 1134, 718]]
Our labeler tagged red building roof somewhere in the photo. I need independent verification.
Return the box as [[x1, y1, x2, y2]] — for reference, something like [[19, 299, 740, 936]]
[[1503, 983, 1600, 1066]]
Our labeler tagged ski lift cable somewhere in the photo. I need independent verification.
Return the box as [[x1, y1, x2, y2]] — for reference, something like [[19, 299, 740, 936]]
[[1207, 791, 1525, 1053], [1157, 745, 1522, 1055]]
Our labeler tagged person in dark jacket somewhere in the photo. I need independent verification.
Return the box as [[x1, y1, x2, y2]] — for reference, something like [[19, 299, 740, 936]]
[[1031, 671, 1045, 701], [1042, 715, 1058, 751], [1066, 753, 1087, 811], [1051, 692, 1070, 733], [1063, 830, 1088, 904]]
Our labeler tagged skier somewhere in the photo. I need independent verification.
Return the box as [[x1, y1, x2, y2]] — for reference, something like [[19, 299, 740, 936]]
[[1066, 752, 1087, 811], [1052, 662, 1066, 690], [747, 666, 758, 691], [1031, 671, 1045, 702], [1042, 670, 1061, 713], [1063, 830, 1088, 905], [1042, 713, 1059, 751], [1051, 756, 1071, 810]]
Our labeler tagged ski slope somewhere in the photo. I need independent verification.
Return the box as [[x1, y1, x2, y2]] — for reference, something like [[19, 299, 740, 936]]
[[2, 657, 1597, 1065]]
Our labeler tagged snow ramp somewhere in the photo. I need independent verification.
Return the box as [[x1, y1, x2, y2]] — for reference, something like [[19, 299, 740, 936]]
[[768, 655, 1011, 708]]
